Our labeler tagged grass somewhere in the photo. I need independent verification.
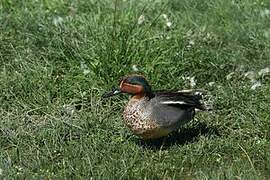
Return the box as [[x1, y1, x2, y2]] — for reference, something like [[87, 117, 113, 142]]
[[0, 0, 270, 179]]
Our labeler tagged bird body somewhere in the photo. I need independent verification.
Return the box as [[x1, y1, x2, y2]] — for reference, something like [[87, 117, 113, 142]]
[[103, 75, 207, 140], [123, 96, 171, 139]]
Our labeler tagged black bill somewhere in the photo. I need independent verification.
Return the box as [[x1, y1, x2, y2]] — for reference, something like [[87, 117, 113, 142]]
[[102, 88, 122, 98]]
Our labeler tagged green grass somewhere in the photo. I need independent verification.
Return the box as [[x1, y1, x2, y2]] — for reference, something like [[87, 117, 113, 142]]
[[1, 0, 270, 179]]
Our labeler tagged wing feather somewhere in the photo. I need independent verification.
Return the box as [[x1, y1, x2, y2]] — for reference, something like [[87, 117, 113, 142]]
[[154, 90, 206, 110]]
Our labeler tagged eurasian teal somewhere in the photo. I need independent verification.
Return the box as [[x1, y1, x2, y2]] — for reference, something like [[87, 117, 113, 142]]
[[103, 75, 207, 139]]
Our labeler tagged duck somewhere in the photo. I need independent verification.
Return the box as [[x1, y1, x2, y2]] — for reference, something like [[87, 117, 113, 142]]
[[103, 74, 207, 139]]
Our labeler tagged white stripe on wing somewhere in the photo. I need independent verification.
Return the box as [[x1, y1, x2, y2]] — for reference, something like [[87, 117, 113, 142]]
[[160, 101, 187, 105]]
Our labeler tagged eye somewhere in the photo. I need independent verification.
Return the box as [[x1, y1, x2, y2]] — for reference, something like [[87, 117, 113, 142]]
[[118, 77, 126, 85]]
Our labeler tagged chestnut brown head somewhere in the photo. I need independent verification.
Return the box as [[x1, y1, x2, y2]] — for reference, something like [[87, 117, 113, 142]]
[[102, 75, 153, 98]]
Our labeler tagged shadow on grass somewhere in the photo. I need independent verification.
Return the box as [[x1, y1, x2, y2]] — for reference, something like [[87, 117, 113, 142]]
[[137, 122, 220, 150]]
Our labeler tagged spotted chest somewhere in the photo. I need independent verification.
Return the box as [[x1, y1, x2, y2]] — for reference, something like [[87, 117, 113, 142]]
[[123, 98, 156, 132], [123, 98, 171, 139]]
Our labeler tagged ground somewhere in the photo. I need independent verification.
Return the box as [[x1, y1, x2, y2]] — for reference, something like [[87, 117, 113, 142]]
[[0, 0, 270, 179]]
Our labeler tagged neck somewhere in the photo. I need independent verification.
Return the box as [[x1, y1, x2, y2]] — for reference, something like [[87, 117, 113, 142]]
[[132, 93, 146, 100], [132, 91, 154, 100]]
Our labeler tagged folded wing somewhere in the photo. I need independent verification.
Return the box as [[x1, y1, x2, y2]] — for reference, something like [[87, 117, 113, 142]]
[[154, 90, 206, 110]]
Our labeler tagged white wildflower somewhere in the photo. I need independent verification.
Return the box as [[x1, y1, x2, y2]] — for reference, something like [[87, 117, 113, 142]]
[[189, 40, 195, 46], [63, 104, 75, 115], [182, 76, 196, 87], [260, 9, 270, 17], [166, 21, 172, 28], [15, 165, 23, 171], [203, 32, 212, 41], [258, 67, 270, 76], [186, 40, 195, 49], [186, 45, 191, 49], [208, 82, 215, 86], [186, 29, 193, 37], [132, 64, 139, 72], [83, 69, 90, 75], [226, 72, 234, 80], [244, 71, 256, 82], [53, 16, 64, 26], [80, 62, 90, 75], [137, 14, 145, 25], [251, 81, 262, 90], [82, 91, 87, 96], [189, 77, 196, 87], [80, 61, 87, 69], [217, 85, 222, 89], [162, 14, 172, 28], [162, 14, 168, 20], [216, 154, 222, 163]]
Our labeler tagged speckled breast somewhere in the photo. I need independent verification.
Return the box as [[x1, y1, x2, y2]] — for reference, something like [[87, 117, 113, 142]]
[[123, 98, 171, 139]]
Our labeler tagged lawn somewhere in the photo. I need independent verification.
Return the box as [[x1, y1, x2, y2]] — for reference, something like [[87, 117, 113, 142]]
[[0, 0, 270, 179]]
